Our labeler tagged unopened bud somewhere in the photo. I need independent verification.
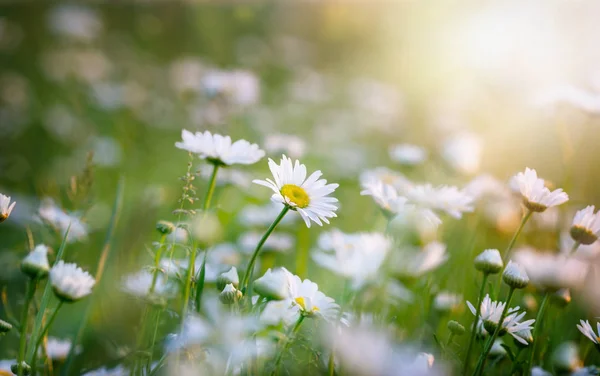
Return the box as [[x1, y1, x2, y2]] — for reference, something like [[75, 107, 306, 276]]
[[447, 320, 465, 336], [219, 284, 242, 304], [216, 267, 239, 291], [156, 220, 175, 235]]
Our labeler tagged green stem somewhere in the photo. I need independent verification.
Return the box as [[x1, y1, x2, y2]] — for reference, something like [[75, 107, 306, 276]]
[[241, 206, 290, 293], [526, 292, 549, 373], [446, 333, 455, 346], [17, 279, 38, 376], [271, 315, 305, 376], [569, 240, 581, 256], [149, 235, 167, 294], [202, 164, 220, 211], [463, 273, 489, 375], [180, 242, 198, 320], [504, 210, 532, 262], [32, 301, 63, 360], [474, 287, 516, 376]]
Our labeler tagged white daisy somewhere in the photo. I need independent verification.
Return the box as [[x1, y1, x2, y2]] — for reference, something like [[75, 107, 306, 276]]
[[441, 131, 482, 175], [512, 247, 589, 291], [360, 179, 441, 226], [577, 320, 600, 345], [50, 261, 95, 302], [37, 199, 88, 243], [0, 193, 16, 223], [467, 294, 535, 345], [389, 144, 427, 166], [392, 241, 448, 278], [254, 267, 295, 301], [404, 184, 475, 219], [253, 155, 339, 228], [312, 229, 391, 289], [44, 337, 80, 360], [510, 168, 569, 212], [175, 130, 265, 166], [21, 244, 51, 278], [359, 167, 413, 192], [571, 206, 600, 245]]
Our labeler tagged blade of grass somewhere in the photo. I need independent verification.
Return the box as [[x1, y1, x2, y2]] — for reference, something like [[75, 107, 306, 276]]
[[61, 177, 124, 376], [26, 224, 72, 364]]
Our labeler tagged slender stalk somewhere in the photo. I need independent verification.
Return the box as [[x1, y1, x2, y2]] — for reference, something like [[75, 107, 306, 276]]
[[569, 240, 581, 256], [150, 234, 167, 294], [241, 206, 290, 293], [271, 315, 305, 376], [32, 301, 64, 359], [328, 281, 352, 376], [463, 273, 489, 375], [503, 210, 532, 262], [526, 292, 550, 373], [61, 177, 124, 376], [194, 163, 221, 313], [17, 279, 38, 376], [180, 241, 198, 320], [473, 287, 516, 376], [202, 164, 220, 211]]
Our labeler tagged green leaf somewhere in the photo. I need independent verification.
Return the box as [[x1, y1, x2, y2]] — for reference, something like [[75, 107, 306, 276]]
[[194, 252, 208, 312]]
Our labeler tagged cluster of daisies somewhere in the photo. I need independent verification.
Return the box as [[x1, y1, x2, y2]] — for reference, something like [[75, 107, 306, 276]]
[[2, 129, 600, 376]]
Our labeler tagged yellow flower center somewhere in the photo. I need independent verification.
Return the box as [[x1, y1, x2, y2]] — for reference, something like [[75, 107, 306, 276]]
[[294, 296, 318, 312], [281, 184, 310, 209]]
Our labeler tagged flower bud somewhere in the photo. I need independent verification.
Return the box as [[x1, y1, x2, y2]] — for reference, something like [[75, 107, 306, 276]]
[[447, 320, 465, 336], [11, 361, 31, 375], [552, 342, 582, 373], [474, 249, 503, 274], [254, 268, 292, 301], [21, 245, 50, 279], [490, 339, 506, 358], [219, 284, 242, 304], [156, 220, 175, 235], [216, 267, 239, 291], [0, 318, 12, 334], [502, 261, 529, 289]]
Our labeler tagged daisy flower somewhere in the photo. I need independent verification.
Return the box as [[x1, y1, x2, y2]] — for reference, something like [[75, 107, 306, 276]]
[[577, 320, 600, 345], [389, 144, 427, 166], [404, 184, 475, 219], [50, 261, 96, 302], [467, 294, 535, 345], [392, 241, 448, 278], [44, 337, 80, 360], [571, 206, 600, 245], [510, 167, 568, 212], [175, 130, 265, 166], [121, 270, 175, 298], [312, 229, 391, 289], [0, 193, 16, 223], [253, 155, 339, 228]]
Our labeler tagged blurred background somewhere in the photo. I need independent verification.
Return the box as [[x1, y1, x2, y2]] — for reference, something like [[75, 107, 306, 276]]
[[2, 1, 600, 373]]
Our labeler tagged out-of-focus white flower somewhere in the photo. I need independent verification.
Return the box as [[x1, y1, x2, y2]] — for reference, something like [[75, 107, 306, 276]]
[[253, 155, 338, 228], [349, 78, 403, 133], [37, 198, 88, 243], [169, 58, 205, 95], [533, 85, 600, 114], [254, 267, 294, 301], [264, 133, 306, 159], [322, 325, 442, 376], [531, 366, 552, 376], [50, 261, 95, 302], [48, 5, 102, 42], [44, 337, 80, 360], [359, 167, 413, 192], [441, 132, 482, 175], [312, 229, 391, 289], [202, 69, 260, 106], [577, 320, 600, 345], [530, 207, 560, 231], [0, 360, 15, 373], [238, 203, 297, 226], [560, 233, 600, 259], [238, 231, 294, 254], [433, 292, 462, 312], [510, 168, 568, 212], [42, 49, 111, 85], [512, 247, 589, 291], [0, 193, 16, 223], [490, 339, 507, 357], [404, 184, 475, 219], [166, 227, 188, 245], [121, 270, 175, 298], [502, 261, 530, 289], [571, 206, 600, 245], [176, 130, 265, 166], [360, 179, 442, 227], [161, 244, 241, 284], [216, 267, 239, 291], [467, 294, 535, 345], [464, 174, 511, 201], [198, 164, 251, 188], [392, 241, 448, 278], [81, 366, 127, 376], [21, 244, 51, 278], [389, 144, 427, 166], [552, 342, 582, 373]]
